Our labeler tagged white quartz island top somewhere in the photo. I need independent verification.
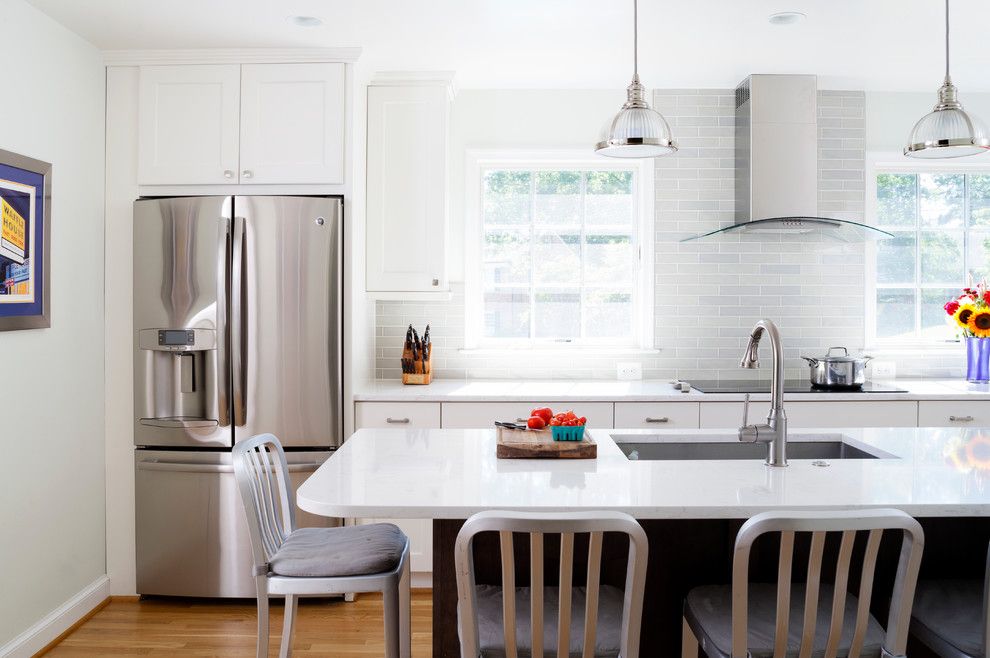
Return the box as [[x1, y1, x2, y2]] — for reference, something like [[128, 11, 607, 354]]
[[353, 378, 990, 402], [296, 426, 990, 519]]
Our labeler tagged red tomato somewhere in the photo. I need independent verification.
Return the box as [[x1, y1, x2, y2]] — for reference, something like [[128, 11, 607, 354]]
[[578, 416, 587, 426], [527, 416, 546, 430], [549, 417, 562, 426], [562, 410, 577, 421], [530, 407, 553, 423]]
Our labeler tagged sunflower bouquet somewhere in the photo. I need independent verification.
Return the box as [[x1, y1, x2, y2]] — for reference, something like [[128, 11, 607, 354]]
[[944, 282, 990, 337]]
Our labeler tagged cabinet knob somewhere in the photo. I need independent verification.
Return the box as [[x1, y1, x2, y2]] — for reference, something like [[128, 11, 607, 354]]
[[949, 415, 974, 422], [223, 170, 234, 179], [386, 417, 410, 424], [432, 278, 440, 287], [242, 170, 253, 179]]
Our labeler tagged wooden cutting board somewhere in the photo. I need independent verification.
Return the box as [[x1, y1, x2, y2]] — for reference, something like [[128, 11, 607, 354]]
[[496, 426, 597, 459]]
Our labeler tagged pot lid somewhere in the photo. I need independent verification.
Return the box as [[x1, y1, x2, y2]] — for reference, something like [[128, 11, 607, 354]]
[[803, 347, 869, 363]]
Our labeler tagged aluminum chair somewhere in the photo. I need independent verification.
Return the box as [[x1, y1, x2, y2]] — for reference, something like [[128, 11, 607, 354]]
[[233, 433, 411, 658], [910, 540, 989, 658], [681, 509, 925, 658], [454, 510, 649, 658]]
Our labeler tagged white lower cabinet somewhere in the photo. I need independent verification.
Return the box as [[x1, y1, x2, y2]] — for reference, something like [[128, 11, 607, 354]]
[[440, 402, 614, 429], [918, 401, 990, 427], [700, 401, 918, 429], [613, 402, 700, 429], [354, 401, 441, 582]]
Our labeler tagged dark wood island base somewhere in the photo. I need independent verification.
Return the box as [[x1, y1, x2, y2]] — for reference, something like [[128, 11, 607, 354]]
[[433, 517, 990, 657]]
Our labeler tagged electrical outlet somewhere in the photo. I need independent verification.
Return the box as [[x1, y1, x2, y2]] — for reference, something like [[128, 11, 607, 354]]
[[871, 360, 896, 379], [617, 362, 643, 380]]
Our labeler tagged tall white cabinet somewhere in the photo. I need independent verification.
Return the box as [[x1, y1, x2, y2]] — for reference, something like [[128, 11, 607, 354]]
[[365, 73, 454, 296], [137, 62, 346, 185]]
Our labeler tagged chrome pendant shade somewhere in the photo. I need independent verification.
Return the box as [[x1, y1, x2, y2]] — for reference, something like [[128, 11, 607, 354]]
[[904, 0, 990, 158], [596, 0, 676, 158]]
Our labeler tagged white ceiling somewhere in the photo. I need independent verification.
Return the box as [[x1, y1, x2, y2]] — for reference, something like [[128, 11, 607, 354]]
[[25, 0, 990, 91]]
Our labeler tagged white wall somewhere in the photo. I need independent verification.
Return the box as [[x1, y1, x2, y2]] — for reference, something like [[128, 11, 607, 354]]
[[0, 0, 106, 651]]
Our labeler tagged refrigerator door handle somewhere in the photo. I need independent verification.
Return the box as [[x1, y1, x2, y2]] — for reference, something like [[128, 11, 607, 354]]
[[216, 217, 231, 428], [231, 215, 246, 427], [136, 460, 325, 473]]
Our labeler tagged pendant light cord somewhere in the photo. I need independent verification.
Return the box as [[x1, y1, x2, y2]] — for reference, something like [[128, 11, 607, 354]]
[[633, 0, 639, 79], [945, 0, 951, 83]]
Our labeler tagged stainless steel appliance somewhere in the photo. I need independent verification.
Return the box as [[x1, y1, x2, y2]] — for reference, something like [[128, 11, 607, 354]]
[[801, 347, 873, 389], [686, 380, 906, 394], [133, 195, 343, 597]]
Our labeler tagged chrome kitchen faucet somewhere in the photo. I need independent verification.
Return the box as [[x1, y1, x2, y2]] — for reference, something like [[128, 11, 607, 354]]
[[738, 319, 788, 467]]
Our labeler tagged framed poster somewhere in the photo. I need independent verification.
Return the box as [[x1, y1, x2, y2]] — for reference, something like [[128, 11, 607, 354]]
[[0, 149, 51, 330]]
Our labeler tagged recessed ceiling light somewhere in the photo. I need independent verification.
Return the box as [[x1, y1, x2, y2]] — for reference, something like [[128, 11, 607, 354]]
[[288, 15, 323, 28], [768, 11, 806, 25]]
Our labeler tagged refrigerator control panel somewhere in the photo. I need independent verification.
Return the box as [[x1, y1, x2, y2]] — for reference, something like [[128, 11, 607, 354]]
[[159, 329, 195, 346], [138, 328, 217, 352]]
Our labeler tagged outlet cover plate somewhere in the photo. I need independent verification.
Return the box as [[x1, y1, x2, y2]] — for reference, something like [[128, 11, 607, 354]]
[[871, 360, 896, 379], [617, 362, 643, 380]]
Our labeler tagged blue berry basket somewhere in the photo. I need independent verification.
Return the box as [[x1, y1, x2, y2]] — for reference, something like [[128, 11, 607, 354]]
[[551, 425, 586, 442]]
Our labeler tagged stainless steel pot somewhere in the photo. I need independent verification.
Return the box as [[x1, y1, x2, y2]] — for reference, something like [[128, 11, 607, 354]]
[[800, 347, 873, 389]]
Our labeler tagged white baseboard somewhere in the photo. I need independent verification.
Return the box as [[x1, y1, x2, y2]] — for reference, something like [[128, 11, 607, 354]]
[[410, 572, 432, 589], [0, 575, 110, 658]]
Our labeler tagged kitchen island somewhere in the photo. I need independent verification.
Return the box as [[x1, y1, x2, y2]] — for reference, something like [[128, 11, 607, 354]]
[[297, 427, 990, 655]]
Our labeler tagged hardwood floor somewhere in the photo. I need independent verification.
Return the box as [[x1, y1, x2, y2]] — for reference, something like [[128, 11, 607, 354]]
[[44, 591, 433, 657]]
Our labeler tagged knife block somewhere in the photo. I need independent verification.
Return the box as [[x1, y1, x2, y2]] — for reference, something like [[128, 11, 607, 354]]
[[402, 352, 432, 385]]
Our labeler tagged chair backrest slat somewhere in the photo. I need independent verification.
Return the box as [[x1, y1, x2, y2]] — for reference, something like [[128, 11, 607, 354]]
[[232, 434, 297, 574], [582, 531, 603, 658], [799, 531, 826, 658], [849, 529, 882, 658], [531, 532, 544, 658], [454, 511, 648, 658], [499, 531, 518, 658], [730, 509, 924, 658], [557, 532, 575, 658], [823, 530, 856, 658], [774, 530, 795, 658]]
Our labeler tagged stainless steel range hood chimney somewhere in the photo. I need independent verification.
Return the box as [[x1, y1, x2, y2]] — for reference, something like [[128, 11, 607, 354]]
[[683, 74, 891, 243]]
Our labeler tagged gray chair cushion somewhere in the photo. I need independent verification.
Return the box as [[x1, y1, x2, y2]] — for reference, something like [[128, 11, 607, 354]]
[[684, 583, 886, 658], [911, 579, 984, 658], [269, 523, 406, 578], [474, 584, 624, 658]]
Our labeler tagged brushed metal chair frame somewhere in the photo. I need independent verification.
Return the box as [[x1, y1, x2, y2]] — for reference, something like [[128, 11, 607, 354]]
[[233, 433, 411, 658], [454, 510, 649, 658], [910, 540, 990, 658], [681, 509, 925, 658]]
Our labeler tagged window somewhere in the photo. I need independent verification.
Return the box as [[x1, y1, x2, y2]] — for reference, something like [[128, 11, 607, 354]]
[[465, 152, 653, 349], [871, 170, 990, 343]]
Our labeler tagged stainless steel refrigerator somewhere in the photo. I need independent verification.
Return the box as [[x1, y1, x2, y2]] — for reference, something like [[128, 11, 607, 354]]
[[133, 195, 342, 597]]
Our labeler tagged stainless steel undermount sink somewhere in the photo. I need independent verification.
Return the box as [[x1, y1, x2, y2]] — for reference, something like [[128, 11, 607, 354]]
[[614, 434, 894, 461]]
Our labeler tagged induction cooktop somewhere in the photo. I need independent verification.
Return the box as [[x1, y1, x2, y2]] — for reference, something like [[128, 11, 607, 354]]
[[687, 380, 908, 394]]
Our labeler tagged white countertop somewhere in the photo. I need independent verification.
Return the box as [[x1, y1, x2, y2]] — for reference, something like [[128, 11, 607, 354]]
[[296, 426, 990, 519], [353, 378, 990, 402]]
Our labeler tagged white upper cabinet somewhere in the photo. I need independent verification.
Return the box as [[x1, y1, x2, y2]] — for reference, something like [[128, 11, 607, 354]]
[[366, 75, 453, 295], [138, 65, 241, 185], [239, 63, 345, 185], [138, 63, 346, 186]]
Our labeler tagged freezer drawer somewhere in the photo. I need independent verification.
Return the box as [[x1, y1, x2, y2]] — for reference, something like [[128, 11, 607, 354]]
[[135, 449, 337, 597]]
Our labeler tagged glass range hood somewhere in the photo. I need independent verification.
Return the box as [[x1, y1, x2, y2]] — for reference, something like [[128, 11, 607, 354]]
[[681, 217, 894, 243]]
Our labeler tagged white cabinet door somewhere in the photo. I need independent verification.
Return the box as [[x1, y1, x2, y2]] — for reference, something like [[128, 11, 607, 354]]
[[138, 65, 241, 185], [700, 401, 918, 429], [441, 402, 614, 429], [918, 401, 990, 427], [366, 84, 449, 293], [354, 402, 441, 429], [614, 402, 700, 429], [239, 63, 345, 184]]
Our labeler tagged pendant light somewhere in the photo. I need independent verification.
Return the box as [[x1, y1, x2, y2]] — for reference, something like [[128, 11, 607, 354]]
[[595, 0, 677, 158], [904, 0, 989, 158]]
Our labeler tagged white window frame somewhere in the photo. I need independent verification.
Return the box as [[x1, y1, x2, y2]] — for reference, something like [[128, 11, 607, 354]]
[[865, 152, 990, 350], [464, 149, 655, 351]]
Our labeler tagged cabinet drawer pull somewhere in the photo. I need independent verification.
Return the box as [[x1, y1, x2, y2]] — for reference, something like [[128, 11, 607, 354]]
[[386, 417, 410, 424], [949, 415, 974, 422], [516, 418, 529, 423], [242, 169, 254, 179], [223, 169, 234, 179], [645, 417, 670, 423]]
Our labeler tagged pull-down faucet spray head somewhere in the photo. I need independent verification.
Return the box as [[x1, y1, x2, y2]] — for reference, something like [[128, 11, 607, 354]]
[[740, 331, 762, 369]]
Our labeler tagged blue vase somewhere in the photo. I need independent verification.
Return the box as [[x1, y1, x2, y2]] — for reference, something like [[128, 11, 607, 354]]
[[967, 337, 990, 382]]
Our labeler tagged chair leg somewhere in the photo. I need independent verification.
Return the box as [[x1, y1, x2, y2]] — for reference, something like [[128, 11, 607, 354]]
[[382, 579, 401, 658], [256, 577, 270, 658], [279, 594, 298, 658], [681, 617, 698, 658], [399, 559, 411, 658]]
